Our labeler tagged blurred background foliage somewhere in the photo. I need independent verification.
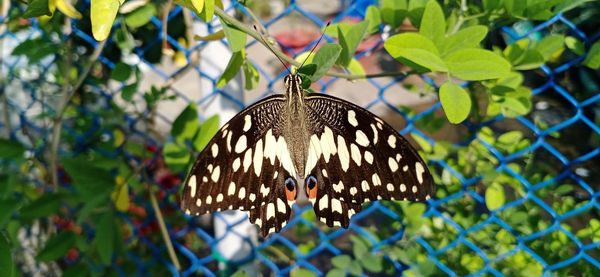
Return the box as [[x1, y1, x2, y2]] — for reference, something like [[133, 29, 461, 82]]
[[0, 0, 599, 276]]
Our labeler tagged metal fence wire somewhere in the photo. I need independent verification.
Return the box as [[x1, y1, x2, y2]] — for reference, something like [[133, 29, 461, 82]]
[[1, 0, 599, 276]]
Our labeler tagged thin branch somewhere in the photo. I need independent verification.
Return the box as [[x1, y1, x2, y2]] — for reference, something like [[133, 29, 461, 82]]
[[149, 189, 182, 271], [49, 38, 107, 189], [213, 7, 410, 81], [0, 0, 11, 137], [161, 0, 174, 49]]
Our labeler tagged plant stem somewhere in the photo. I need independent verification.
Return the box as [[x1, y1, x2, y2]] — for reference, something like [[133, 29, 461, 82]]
[[213, 7, 409, 80], [49, 37, 107, 189], [149, 189, 182, 271], [0, 0, 11, 137]]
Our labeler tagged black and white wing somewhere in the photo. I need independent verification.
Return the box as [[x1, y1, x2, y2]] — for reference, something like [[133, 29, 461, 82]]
[[180, 95, 298, 236], [303, 93, 435, 227]]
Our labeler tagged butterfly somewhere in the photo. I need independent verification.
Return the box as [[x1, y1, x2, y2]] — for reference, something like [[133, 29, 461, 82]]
[[180, 73, 435, 237]]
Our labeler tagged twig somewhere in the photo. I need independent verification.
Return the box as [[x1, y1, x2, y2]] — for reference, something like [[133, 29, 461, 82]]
[[0, 0, 11, 137], [161, 0, 174, 49], [149, 188, 182, 271], [49, 37, 107, 189], [213, 7, 410, 81]]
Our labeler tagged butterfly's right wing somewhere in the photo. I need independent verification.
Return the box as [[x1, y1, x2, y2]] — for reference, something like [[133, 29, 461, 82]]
[[303, 93, 435, 227], [181, 95, 298, 236]]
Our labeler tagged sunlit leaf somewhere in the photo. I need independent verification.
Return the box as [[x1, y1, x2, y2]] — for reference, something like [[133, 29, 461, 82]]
[[485, 184, 505, 210], [419, 0, 446, 46], [384, 33, 447, 72], [54, 0, 82, 19], [445, 48, 511, 80], [439, 82, 471, 124], [91, 0, 122, 41]]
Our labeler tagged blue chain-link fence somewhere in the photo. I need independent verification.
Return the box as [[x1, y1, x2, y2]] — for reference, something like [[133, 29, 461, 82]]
[[1, 0, 599, 276]]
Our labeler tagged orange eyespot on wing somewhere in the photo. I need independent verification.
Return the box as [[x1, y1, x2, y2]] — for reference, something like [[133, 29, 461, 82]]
[[305, 175, 318, 199]]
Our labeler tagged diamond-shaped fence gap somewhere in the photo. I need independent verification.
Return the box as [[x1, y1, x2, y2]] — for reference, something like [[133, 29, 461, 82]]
[[267, 10, 322, 57], [525, 227, 582, 269], [256, 238, 302, 273], [492, 249, 546, 276], [534, 177, 593, 217], [497, 199, 554, 237], [466, 223, 518, 262], [435, 193, 489, 234], [436, 241, 487, 275], [350, 203, 403, 238], [421, 215, 461, 252]]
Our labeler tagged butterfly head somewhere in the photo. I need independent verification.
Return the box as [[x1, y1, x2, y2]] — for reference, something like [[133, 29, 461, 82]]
[[283, 73, 304, 101]]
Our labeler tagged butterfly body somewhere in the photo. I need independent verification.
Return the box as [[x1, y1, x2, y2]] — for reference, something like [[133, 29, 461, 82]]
[[181, 74, 435, 237]]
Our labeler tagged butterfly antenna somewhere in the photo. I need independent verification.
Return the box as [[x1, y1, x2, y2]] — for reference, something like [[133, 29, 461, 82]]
[[298, 21, 331, 71], [254, 25, 292, 75]]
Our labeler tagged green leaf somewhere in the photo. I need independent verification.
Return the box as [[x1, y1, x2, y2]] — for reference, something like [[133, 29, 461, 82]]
[[110, 62, 133, 82], [583, 41, 600, 69], [23, 0, 52, 17], [121, 83, 138, 101], [337, 21, 369, 67], [500, 90, 531, 117], [360, 254, 384, 273], [91, 0, 122, 41], [439, 82, 471, 124], [380, 0, 408, 28], [384, 33, 447, 72], [192, 115, 220, 152], [163, 142, 191, 171], [404, 203, 426, 227], [325, 269, 346, 277], [565, 36, 585, 56], [216, 51, 245, 88], [0, 199, 20, 228], [365, 6, 381, 34], [331, 255, 352, 268], [311, 43, 342, 81], [513, 49, 545, 70], [297, 64, 317, 76], [419, 0, 446, 47], [200, 0, 214, 22], [351, 235, 369, 258], [62, 158, 115, 200], [0, 139, 25, 159], [124, 4, 157, 28], [444, 48, 511, 80], [0, 233, 15, 277], [535, 35, 564, 60], [347, 58, 366, 76], [181, 0, 203, 14], [95, 211, 115, 265], [36, 231, 76, 262], [441, 25, 488, 56], [485, 184, 505, 210], [290, 268, 317, 277], [171, 104, 200, 141], [111, 179, 129, 212], [11, 38, 60, 65], [19, 194, 62, 220], [242, 59, 259, 90], [348, 261, 364, 276], [219, 18, 246, 52]]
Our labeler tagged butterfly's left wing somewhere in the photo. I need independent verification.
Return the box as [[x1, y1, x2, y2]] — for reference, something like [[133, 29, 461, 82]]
[[303, 93, 435, 227], [180, 95, 298, 236]]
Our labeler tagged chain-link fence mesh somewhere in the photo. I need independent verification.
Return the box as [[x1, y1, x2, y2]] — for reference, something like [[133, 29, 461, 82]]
[[1, 0, 599, 276]]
